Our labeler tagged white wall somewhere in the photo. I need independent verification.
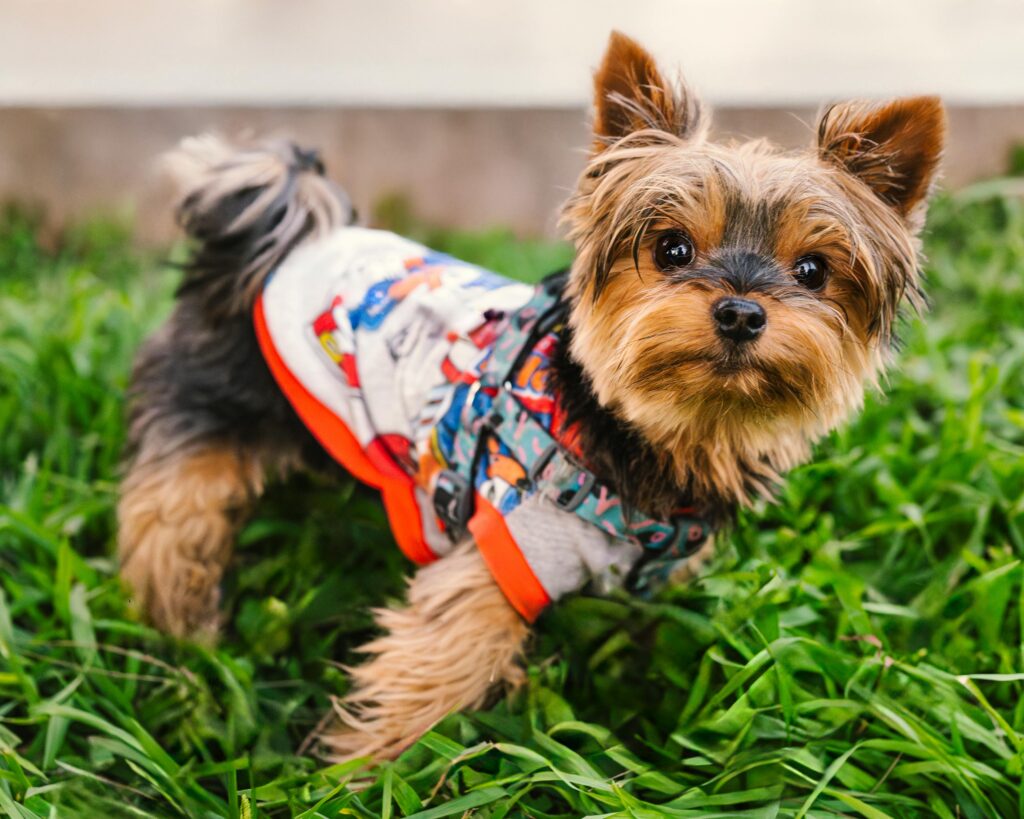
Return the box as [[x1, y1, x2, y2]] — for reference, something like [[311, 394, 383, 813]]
[[2, 0, 1023, 107]]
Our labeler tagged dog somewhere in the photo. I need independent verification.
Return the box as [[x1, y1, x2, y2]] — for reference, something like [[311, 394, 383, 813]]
[[117, 31, 945, 760]]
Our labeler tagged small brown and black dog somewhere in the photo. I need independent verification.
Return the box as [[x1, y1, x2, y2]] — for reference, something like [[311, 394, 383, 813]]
[[118, 33, 945, 760]]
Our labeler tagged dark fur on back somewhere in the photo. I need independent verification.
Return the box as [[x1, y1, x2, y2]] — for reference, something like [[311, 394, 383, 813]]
[[125, 297, 327, 470]]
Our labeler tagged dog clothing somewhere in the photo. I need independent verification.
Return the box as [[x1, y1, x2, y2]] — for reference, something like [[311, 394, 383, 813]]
[[254, 227, 710, 621]]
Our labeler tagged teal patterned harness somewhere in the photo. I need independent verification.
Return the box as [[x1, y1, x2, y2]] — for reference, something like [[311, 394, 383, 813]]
[[431, 274, 713, 597]]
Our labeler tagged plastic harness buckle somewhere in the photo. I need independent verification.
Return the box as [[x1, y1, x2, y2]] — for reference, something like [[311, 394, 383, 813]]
[[554, 472, 596, 512], [432, 469, 474, 535]]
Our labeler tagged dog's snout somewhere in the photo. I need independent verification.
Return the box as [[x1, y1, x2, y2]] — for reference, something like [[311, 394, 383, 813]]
[[713, 297, 766, 343]]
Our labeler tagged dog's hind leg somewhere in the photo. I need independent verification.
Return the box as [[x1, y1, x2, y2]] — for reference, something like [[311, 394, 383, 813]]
[[319, 542, 529, 761], [116, 307, 309, 639], [118, 439, 271, 639]]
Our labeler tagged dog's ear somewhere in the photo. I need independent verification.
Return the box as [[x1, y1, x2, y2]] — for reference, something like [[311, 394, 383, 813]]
[[817, 97, 946, 218], [592, 31, 702, 150]]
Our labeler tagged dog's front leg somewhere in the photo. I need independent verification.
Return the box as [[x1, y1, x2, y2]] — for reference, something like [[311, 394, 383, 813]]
[[321, 541, 528, 761]]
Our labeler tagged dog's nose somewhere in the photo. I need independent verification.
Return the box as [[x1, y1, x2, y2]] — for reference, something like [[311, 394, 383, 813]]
[[713, 297, 766, 343]]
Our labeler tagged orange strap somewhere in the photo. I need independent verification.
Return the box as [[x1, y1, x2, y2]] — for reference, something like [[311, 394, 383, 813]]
[[253, 296, 437, 565], [469, 494, 551, 622]]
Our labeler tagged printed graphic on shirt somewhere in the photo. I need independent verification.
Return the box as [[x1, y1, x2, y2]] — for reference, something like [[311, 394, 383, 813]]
[[307, 246, 532, 487]]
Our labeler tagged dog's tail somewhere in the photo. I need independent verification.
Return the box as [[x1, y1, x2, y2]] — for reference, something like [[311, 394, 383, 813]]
[[164, 135, 355, 319]]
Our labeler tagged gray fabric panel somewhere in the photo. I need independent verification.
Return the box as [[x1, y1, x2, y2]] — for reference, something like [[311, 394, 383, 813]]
[[504, 491, 641, 601]]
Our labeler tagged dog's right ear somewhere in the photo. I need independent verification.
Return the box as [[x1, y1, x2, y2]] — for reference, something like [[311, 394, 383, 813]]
[[817, 97, 946, 220], [592, 31, 702, 151]]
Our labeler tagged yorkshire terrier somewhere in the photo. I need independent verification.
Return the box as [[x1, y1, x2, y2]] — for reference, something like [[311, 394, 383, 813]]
[[118, 32, 945, 760]]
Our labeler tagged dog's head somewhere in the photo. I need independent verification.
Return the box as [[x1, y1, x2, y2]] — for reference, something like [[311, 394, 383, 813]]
[[562, 32, 945, 503]]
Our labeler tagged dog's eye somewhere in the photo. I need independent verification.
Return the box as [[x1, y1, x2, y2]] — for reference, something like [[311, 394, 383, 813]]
[[793, 255, 828, 290], [653, 230, 696, 271]]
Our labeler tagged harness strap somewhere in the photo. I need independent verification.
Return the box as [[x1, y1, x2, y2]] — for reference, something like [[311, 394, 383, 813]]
[[433, 274, 713, 599], [483, 387, 710, 552]]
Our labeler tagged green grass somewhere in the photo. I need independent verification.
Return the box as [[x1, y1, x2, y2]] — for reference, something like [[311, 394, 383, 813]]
[[0, 183, 1022, 818]]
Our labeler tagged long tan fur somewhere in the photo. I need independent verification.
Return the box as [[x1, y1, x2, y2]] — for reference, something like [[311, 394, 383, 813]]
[[321, 543, 528, 761], [118, 445, 267, 638]]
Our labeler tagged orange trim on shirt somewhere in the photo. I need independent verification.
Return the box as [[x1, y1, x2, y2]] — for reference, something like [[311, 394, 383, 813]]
[[468, 494, 551, 622], [253, 296, 437, 565]]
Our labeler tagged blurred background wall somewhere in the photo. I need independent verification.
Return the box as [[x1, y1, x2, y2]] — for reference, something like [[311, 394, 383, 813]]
[[1, 0, 1023, 242]]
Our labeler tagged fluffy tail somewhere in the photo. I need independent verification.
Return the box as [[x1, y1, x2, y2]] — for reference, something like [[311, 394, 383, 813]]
[[165, 135, 354, 319]]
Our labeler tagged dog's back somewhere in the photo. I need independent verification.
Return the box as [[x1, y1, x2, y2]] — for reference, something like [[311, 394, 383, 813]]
[[118, 138, 355, 636]]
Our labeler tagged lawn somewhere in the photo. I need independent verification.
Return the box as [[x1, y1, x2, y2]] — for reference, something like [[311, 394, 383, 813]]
[[0, 179, 1023, 818]]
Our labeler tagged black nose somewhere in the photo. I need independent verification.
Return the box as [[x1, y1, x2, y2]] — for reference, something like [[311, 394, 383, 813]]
[[713, 297, 766, 343]]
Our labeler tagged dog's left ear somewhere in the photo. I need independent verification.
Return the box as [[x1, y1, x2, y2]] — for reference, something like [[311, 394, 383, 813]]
[[592, 31, 702, 151], [817, 97, 946, 218]]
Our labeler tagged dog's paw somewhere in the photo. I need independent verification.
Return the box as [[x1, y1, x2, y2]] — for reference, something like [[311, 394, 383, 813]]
[[121, 552, 224, 641]]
